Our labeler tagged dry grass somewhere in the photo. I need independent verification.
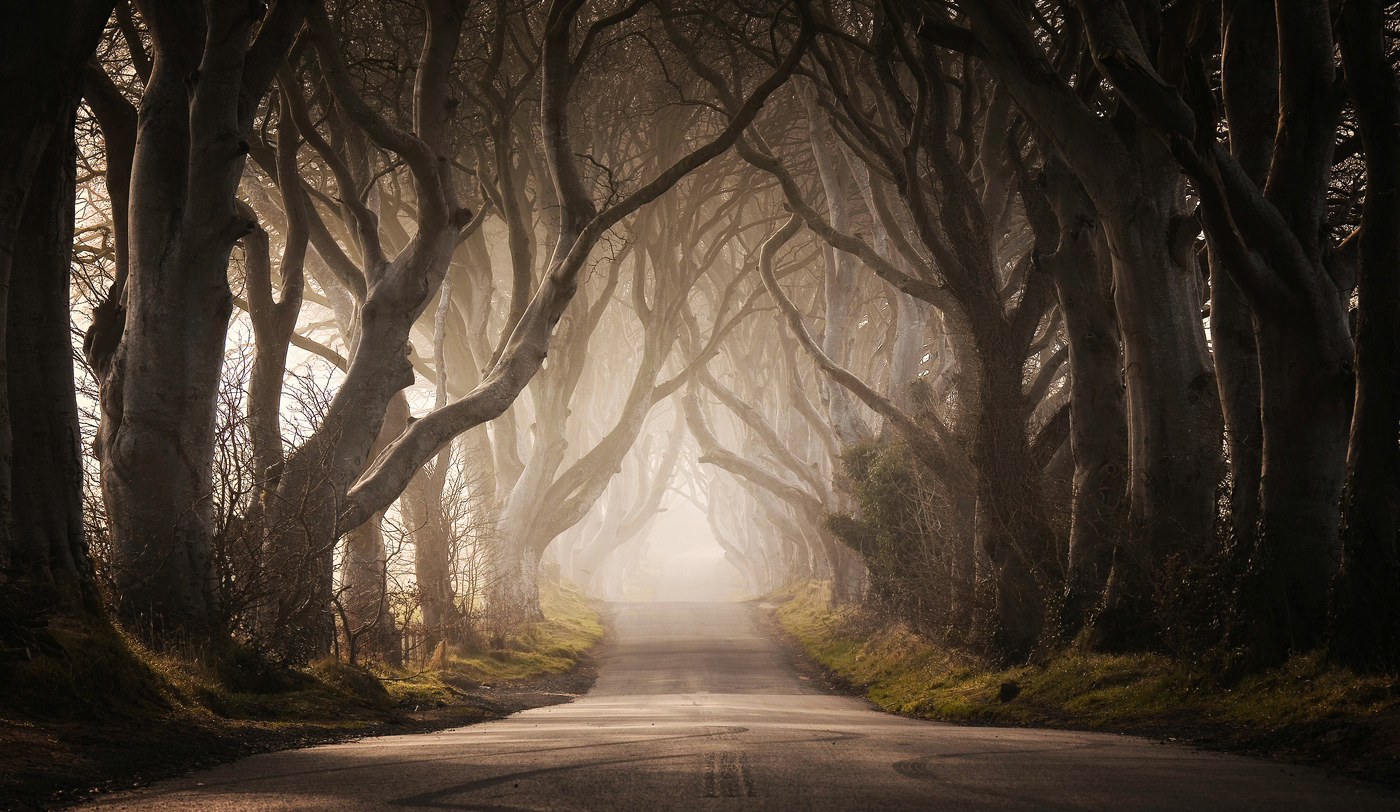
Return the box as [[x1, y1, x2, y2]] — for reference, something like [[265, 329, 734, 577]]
[[442, 579, 604, 685], [774, 582, 1400, 732], [0, 579, 602, 727]]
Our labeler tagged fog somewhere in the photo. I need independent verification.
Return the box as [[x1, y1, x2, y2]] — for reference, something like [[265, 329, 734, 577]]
[[20, 0, 1394, 692], [641, 499, 748, 603]]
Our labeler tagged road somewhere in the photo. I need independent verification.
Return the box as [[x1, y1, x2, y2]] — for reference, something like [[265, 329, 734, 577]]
[[84, 602, 1396, 810]]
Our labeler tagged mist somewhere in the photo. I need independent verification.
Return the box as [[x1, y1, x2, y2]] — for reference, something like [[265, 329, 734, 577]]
[[638, 498, 749, 603], [3, 1, 1399, 807]]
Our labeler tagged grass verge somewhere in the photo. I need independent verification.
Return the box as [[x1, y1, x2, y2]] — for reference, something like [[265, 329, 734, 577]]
[[441, 578, 604, 685], [0, 579, 602, 810], [771, 582, 1400, 786]]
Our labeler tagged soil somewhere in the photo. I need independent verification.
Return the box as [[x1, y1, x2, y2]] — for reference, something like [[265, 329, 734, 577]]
[[0, 653, 600, 811]]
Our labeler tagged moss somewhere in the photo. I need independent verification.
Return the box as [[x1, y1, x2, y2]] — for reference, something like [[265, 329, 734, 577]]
[[774, 583, 1399, 733], [380, 673, 458, 709]]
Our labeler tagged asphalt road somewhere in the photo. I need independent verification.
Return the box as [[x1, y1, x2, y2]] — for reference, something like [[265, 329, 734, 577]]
[[83, 602, 1397, 810]]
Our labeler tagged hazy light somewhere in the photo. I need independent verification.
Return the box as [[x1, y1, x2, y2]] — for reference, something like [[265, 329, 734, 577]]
[[638, 497, 747, 603]]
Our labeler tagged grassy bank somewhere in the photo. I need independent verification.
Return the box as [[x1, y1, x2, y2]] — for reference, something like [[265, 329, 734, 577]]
[[773, 582, 1400, 784], [0, 579, 603, 809], [441, 578, 604, 685]]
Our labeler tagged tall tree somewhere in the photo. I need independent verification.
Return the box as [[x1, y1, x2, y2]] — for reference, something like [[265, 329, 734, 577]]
[[1070, 0, 1355, 661], [0, 1, 116, 606], [946, 0, 1224, 648], [1332, 0, 1400, 670], [93, 0, 308, 640]]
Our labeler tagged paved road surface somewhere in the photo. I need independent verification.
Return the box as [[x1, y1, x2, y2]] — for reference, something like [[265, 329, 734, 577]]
[[84, 602, 1396, 810]]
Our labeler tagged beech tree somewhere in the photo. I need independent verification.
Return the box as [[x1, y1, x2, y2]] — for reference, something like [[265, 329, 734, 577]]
[[487, 155, 767, 621], [73, 0, 808, 657], [0, 1, 115, 609], [1333, 0, 1400, 671], [9, 0, 1400, 680]]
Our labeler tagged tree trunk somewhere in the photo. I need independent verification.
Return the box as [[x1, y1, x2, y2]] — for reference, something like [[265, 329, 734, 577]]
[[572, 482, 631, 595], [1094, 154, 1222, 649], [7, 101, 93, 607], [970, 349, 1054, 663], [1332, 0, 1400, 671], [0, 0, 114, 579], [100, 42, 238, 635], [803, 87, 869, 446], [489, 538, 545, 629], [1211, 265, 1262, 558], [97, 2, 303, 643], [1067, 0, 1352, 664], [487, 383, 567, 627], [1243, 316, 1352, 657], [1213, 0, 1274, 560], [889, 293, 929, 412], [402, 465, 459, 651], [844, 150, 928, 415], [340, 392, 414, 662], [341, 510, 401, 664], [964, 2, 1224, 649], [403, 425, 492, 654], [1216, 0, 1353, 664], [261, 281, 438, 659], [1042, 181, 1129, 641]]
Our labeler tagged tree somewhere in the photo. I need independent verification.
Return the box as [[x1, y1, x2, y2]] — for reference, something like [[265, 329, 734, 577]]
[[0, 1, 116, 609], [1068, 0, 1355, 661], [1332, 0, 1400, 670], [92, 0, 308, 640], [946, 0, 1224, 649]]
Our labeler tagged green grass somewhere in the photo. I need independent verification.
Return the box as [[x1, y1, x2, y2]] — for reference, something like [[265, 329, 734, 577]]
[[1, 579, 603, 727], [0, 615, 182, 721], [0, 584, 604, 809], [1, 617, 425, 727], [442, 579, 604, 684], [775, 583, 1399, 733]]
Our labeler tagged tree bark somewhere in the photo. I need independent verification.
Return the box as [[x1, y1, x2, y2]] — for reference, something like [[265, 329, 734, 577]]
[[1211, 263, 1262, 555], [1037, 167, 1128, 641], [96, 0, 306, 641], [400, 456, 460, 650], [963, 1, 1224, 649], [0, 0, 115, 580], [802, 85, 870, 446], [1211, 0, 1274, 557], [968, 327, 1055, 662], [1097, 151, 1222, 648], [102, 10, 238, 638], [1332, 0, 1400, 670], [7, 101, 93, 606]]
